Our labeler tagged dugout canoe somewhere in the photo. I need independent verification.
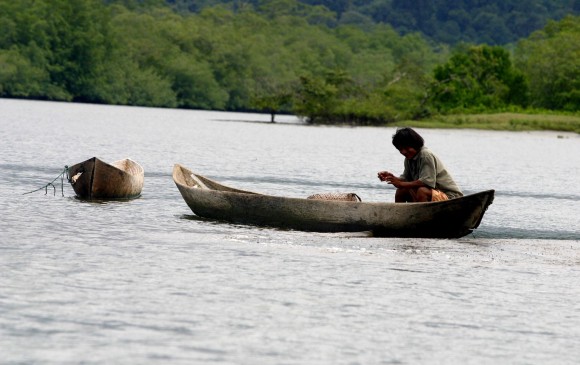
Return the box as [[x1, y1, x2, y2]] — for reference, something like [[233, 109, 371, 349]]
[[172, 164, 494, 238], [68, 157, 144, 200]]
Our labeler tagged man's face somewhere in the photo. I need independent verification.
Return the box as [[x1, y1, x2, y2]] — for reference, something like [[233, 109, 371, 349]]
[[398, 146, 418, 160]]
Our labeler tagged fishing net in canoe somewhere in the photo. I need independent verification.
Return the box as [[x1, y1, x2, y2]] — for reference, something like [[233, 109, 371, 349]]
[[307, 192, 362, 202]]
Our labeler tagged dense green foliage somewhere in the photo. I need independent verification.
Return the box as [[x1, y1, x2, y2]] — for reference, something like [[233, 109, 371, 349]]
[[0, 0, 441, 118], [430, 45, 528, 112], [0, 0, 579, 126], [515, 16, 580, 111], [0, 0, 116, 101], [169, 0, 580, 45]]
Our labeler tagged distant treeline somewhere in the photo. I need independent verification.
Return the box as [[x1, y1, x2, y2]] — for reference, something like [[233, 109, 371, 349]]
[[167, 0, 580, 45], [0, 0, 579, 125]]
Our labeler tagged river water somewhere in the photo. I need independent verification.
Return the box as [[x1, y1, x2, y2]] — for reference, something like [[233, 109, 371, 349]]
[[1, 98, 579, 364]]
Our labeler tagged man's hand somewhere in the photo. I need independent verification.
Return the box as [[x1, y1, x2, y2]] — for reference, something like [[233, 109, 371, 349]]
[[377, 171, 394, 182], [385, 175, 404, 188]]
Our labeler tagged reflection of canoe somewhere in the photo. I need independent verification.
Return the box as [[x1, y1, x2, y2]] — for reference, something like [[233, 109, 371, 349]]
[[172, 164, 494, 238], [68, 157, 144, 200]]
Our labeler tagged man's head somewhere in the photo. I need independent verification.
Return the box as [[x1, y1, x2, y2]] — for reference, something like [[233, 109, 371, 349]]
[[392, 127, 424, 159]]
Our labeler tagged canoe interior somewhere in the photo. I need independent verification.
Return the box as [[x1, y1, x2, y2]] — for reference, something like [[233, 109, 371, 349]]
[[69, 157, 144, 200], [178, 167, 257, 195], [173, 164, 495, 238]]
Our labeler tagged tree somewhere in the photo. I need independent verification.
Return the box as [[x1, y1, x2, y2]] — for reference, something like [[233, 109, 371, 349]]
[[0, 48, 68, 99], [0, 0, 118, 102], [250, 82, 293, 122], [515, 16, 580, 111], [430, 45, 528, 112], [41, 0, 117, 102], [293, 69, 358, 123]]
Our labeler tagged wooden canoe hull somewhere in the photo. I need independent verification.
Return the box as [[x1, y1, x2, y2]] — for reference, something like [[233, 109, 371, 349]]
[[68, 157, 144, 200], [172, 164, 494, 238]]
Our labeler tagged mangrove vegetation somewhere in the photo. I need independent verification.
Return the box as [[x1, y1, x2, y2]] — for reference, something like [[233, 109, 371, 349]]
[[0, 0, 579, 132]]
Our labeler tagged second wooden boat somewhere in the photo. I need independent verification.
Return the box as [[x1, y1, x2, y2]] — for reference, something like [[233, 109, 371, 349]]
[[172, 164, 494, 238], [68, 157, 144, 200]]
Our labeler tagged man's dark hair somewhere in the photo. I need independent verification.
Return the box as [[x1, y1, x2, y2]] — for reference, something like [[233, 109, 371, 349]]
[[392, 127, 424, 150]]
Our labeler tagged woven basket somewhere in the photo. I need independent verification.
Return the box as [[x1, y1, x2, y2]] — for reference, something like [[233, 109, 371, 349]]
[[307, 192, 362, 202]]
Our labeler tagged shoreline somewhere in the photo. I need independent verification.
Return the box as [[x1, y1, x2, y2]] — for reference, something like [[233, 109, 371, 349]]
[[394, 112, 580, 134], [2, 98, 578, 133]]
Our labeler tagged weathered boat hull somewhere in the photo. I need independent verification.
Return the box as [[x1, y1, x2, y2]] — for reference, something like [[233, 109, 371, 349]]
[[68, 157, 144, 200], [172, 164, 494, 238]]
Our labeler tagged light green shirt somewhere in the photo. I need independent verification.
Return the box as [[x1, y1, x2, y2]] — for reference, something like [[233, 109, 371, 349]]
[[400, 147, 463, 199]]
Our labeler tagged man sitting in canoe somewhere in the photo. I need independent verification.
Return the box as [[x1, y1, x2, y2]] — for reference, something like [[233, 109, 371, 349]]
[[378, 127, 463, 202]]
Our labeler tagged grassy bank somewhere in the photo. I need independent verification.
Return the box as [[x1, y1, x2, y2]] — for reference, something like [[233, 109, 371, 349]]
[[394, 113, 580, 133]]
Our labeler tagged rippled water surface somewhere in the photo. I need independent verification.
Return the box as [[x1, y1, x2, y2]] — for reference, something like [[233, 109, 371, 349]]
[[1, 99, 579, 364]]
